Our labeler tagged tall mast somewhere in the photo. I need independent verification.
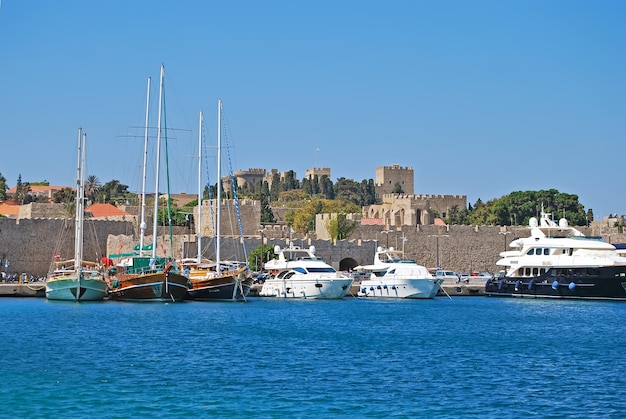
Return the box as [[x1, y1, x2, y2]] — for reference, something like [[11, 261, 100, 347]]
[[79, 132, 86, 266], [152, 64, 164, 260], [139, 76, 151, 254], [74, 127, 83, 267], [216, 99, 222, 269], [197, 111, 203, 262]]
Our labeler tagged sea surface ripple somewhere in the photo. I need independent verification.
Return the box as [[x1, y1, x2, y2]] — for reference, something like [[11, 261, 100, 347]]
[[1, 296, 625, 418]]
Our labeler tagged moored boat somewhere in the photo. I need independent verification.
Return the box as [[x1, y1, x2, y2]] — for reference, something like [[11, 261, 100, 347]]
[[183, 259, 251, 301], [354, 246, 442, 299], [106, 65, 188, 303], [485, 210, 626, 300], [46, 129, 108, 301], [108, 257, 189, 302], [184, 101, 252, 301], [259, 245, 353, 299]]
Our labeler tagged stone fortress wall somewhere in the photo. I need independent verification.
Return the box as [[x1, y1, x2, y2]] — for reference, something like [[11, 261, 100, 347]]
[[3, 165, 623, 277], [3, 214, 625, 278]]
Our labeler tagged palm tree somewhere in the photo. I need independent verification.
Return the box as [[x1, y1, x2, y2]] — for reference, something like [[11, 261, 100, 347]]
[[84, 175, 101, 204]]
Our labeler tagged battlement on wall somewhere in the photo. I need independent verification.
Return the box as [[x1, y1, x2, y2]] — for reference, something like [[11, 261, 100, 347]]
[[235, 168, 266, 175], [382, 193, 467, 201]]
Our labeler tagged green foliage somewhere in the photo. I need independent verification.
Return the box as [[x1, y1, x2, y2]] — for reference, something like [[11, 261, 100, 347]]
[[156, 206, 190, 227], [52, 187, 76, 204], [446, 204, 470, 225], [392, 182, 404, 194], [292, 199, 360, 234], [326, 213, 357, 244], [84, 175, 101, 204], [0, 172, 7, 201], [13, 174, 32, 204], [468, 189, 588, 226], [248, 244, 276, 271], [259, 192, 275, 224], [334, 177, 364, 207], [100, 180, 132, 205]]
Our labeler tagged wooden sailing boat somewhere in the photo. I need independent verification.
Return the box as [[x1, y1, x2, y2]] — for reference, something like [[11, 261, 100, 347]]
[[46, 129, 108, 301], [107, 64, 189, 302], [184, 100, 252, 301]]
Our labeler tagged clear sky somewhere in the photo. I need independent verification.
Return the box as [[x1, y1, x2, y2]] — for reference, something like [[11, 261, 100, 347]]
[[0, 1, 624, 220]]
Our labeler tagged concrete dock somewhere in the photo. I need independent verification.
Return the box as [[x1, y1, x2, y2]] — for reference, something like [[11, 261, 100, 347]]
[[0, 282, 46, 297]]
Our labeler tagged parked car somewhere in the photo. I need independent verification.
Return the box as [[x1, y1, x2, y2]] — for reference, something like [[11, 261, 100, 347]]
[[435, 270, 461, 283]]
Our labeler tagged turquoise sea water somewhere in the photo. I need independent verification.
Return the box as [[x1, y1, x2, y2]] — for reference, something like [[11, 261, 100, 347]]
[[1, 296, 625, 418]]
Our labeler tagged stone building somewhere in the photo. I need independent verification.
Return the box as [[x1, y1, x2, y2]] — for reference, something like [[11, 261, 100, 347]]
[[360, 193, 467, 231], [305, 167, 331, 180], [375, 164, 414, 199]]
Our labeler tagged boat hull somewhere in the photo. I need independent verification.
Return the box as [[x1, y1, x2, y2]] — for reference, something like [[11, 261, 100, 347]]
[[259, 277, 353, 299], [186, 269, 252, 301], [108, 271, 189, 302], [358, 278, 442, 299], [485, 268, 626, 300], [46, 276, 108, 301]]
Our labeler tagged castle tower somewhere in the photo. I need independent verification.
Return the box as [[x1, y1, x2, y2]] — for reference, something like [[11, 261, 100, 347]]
[[305, 167, 331, 180], [374, 164, 414, 199]]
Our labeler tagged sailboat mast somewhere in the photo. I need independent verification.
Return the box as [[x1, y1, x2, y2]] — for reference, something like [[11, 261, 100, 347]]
[[152, 64, 164, 260], [197, 111, 203, 263], [139, 76, 151, 254], [216, 100, 222, 269], [79, 133, 86, 266], [74, 128, 83, 266]]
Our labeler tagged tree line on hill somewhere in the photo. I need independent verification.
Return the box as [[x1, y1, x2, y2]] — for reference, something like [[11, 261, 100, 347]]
[[0, 171, 593, 232]]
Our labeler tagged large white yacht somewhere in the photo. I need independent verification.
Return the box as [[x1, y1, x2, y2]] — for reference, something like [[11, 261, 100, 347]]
[[259, 245, 353, 299], [354, 247, 442, 299], [485, 211, 626, 300]]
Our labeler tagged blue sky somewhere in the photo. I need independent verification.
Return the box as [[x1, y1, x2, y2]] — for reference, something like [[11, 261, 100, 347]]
[[0, 1, 624, 219]]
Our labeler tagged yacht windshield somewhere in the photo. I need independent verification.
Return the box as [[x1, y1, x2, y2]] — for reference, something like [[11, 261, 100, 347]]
[[306, 267, 336, 273]]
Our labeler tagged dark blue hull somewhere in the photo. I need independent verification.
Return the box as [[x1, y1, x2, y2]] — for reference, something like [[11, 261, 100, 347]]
[[485, 267, 626, 300], [186, 280, 252, 301]]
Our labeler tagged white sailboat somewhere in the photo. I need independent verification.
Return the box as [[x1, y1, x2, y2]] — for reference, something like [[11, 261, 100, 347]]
[[184, 100, 251, 301], [46, 129, 108, 301]]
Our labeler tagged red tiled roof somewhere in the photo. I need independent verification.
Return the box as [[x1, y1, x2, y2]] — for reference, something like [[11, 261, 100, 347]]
[[6, 185, 73, 194], [86, 203, 130, 217], [434, 218, 447, 226], [0, 202, 20, 216], [1, 199, 20, 206]]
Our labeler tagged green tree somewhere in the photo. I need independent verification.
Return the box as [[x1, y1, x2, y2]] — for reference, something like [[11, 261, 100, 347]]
[[13, 174, 31, 204], [334, 177, 362, 206], [52, 187, 76, 204], [84, 175, 102, 204], [392, 181, 404, 194], [291, 199, 360, 234], [269, 172, 281, 202], [156, 206, 188, 226], [325, 213, 357, 244], [100, 180, 132, 205], [0, 173, 7, 201], [248, 243, 276, 272], [446, 204, 470, 225], [467, 189, 588, 226], [319, 175, 335, 199], [259, 192, 275, 224]]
